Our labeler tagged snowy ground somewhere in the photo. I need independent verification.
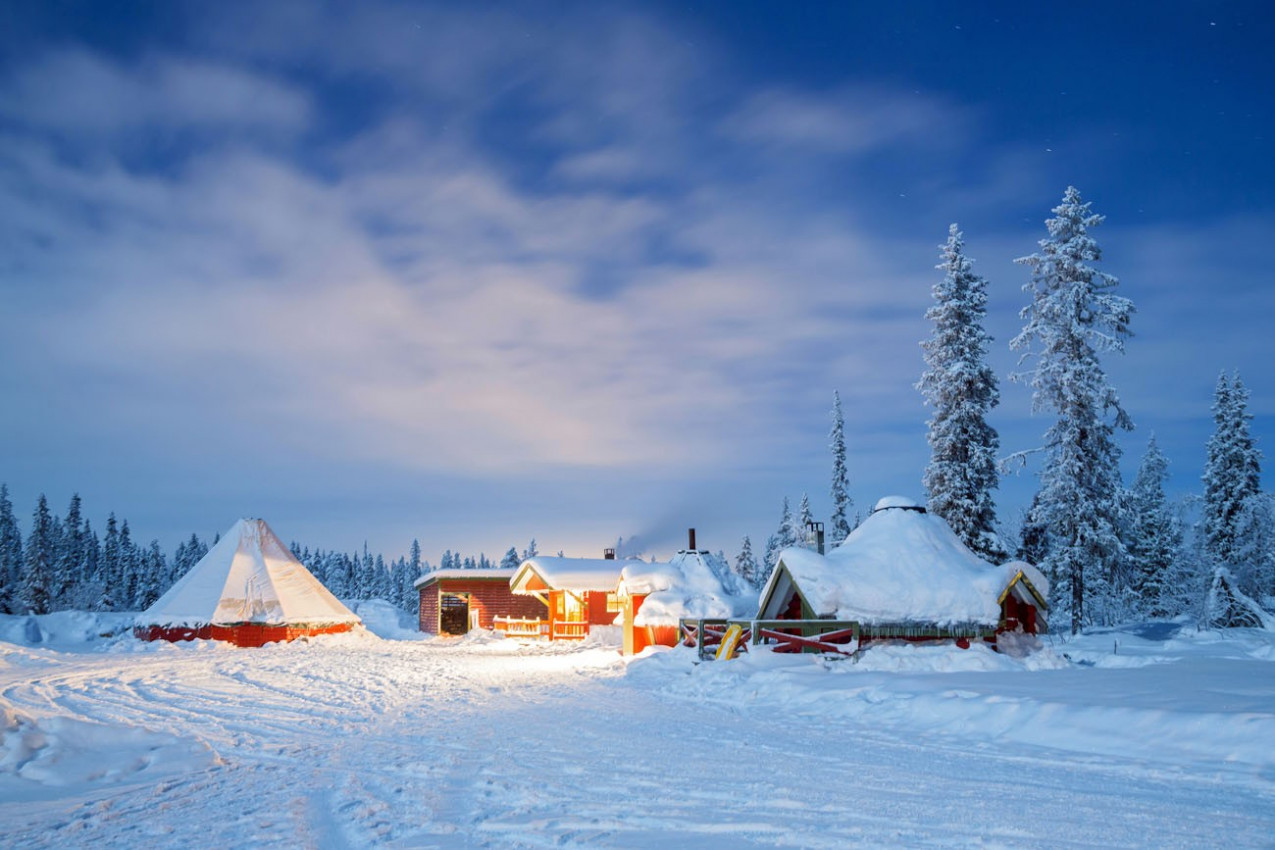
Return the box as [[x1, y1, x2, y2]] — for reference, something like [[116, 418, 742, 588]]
[[3, 610, 1274, 848]]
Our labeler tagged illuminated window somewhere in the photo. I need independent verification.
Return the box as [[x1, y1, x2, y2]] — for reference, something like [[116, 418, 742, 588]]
[[563, 591, 583, 620], [606, 592, 622, 613]]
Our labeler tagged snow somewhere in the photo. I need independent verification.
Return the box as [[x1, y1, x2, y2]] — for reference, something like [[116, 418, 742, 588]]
[[872, 494, 923, 511], [514, 556, 631, 592], [3, 613, 1275, 847], [412, 567, 517, 588], [140, 519, 360, 628], [343, 599, 426, 641], [761, 498, 1020, 625], [619, 550, 755, 626]]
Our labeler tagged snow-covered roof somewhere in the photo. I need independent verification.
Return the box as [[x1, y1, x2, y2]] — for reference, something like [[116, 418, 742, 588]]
[[997, 561, 1052, 608], [140, 519, 361, 628], [511, 557, 629, 594], [414, 568, 517, 588], [618, 550, 756, 626], [759, 496, 1036, 627]]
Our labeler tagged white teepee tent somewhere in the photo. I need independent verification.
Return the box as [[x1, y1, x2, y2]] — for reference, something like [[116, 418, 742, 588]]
[[135, 518, 361, 646]]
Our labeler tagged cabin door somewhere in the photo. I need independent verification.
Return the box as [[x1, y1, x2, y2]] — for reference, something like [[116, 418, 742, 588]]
[[440, 592, 471, 635]]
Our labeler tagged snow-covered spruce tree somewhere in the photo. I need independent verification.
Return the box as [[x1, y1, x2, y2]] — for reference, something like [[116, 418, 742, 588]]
[[117, 520, 140, 609], [73, 519, 102, 611], [100, 513, 120, 610], [829, 391, 853, 544], [1125, 435, 1183, 617], [522, 539, 538, 562], [0, 485, 24, 614], [1200, 372, 1262, 576], [135, 540, 167, 609], [760, 498, 799, 588], [760, 532, 781, 588], [53, 493, 84, 609], [798, 493, 814, 544], [919, 224, 1007, 563], [22, 494, 56, 614], [1230, 495, 1275, 602], [734, 535, 760, 589], [1011, 187, 1134, 634], [779, 496, 798, 549], [500, 546, 520, 570]]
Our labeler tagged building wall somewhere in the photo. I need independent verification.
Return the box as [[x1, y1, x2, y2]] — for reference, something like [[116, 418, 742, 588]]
[[418, 578, 547, 634], [584, 590, 616, 625], [621, 593, 679, 655]]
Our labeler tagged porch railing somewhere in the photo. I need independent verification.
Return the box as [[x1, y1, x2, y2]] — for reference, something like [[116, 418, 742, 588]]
[[493, 617, 550, 639], [550, 620, 588, 640]]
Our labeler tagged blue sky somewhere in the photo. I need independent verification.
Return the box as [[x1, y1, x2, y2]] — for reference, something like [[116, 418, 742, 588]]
[[1, 1, 1272, 561]]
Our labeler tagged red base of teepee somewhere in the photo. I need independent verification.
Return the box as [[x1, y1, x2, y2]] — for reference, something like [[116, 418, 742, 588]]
[[134, 622, 356, 647]]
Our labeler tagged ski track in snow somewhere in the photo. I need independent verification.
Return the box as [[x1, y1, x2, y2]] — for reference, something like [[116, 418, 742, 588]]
[[1, 631, 1274, 848]]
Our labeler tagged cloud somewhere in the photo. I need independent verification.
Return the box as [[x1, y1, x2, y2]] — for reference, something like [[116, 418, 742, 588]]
[[723, 85, 970, 154], [0, 49, 311, 138], [1, 108, 934, 486]]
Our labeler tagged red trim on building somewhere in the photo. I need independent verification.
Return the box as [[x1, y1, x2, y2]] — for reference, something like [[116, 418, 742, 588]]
[[134, 622, 355, 647]]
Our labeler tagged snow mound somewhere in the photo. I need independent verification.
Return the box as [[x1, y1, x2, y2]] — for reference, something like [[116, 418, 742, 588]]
[[630, 632, 1274, 778], [0, 612, 137, 651], [1, 705, 214, 793], [620, 550, 755, 626], [851, 641, 1066, 673], [346, 599, 427, 641]]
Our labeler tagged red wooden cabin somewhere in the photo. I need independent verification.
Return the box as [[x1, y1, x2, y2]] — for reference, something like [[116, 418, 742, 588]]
[[416, 568, 547, 636], [509, 557, 622, 640]]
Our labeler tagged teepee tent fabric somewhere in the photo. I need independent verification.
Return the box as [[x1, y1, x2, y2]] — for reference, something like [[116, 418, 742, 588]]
[[135, 518, 361, 646]]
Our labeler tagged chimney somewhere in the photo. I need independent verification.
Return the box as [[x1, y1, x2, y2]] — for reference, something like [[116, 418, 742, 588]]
[[603, 548, 616, 560], [687, 528, 697, 551], [806, 521, 825, 555]]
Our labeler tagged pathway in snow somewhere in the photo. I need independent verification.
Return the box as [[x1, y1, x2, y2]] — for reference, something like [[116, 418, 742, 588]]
[[2, 632, 1274, 848]]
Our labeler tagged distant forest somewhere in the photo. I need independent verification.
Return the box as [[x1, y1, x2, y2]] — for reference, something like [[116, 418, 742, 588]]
[[0, 486, 539, 618]]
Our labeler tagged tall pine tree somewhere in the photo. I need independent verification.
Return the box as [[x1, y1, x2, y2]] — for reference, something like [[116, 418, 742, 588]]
[[0, 485, 23, 615], [1011, 187, 1134, 633], [829, 391, 853, 544], [22, 495, 56, 615], [1200, 372, 1262, 569], [734, 535, 760, 589], [919, 224, 1006, 562], [1125, 435, 1183, 617], [100, 514, 121, 611], [798, 493, 814, 545]]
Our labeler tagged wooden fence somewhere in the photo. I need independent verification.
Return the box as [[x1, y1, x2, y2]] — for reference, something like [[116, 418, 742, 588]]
[[677, 618, 997, 659]]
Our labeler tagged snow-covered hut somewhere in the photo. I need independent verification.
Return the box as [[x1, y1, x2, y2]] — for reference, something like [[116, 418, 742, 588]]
[[415, 568, 547, 636], [757, 496, 1048, 648], [509, 556, 630, 640], [134, 518, 361, 647], [616, 532, 755, 655]]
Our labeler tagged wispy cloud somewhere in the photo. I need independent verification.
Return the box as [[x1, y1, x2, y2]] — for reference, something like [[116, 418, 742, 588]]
[[723, 85, 970, 154], [0, 49, 310, 138]]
